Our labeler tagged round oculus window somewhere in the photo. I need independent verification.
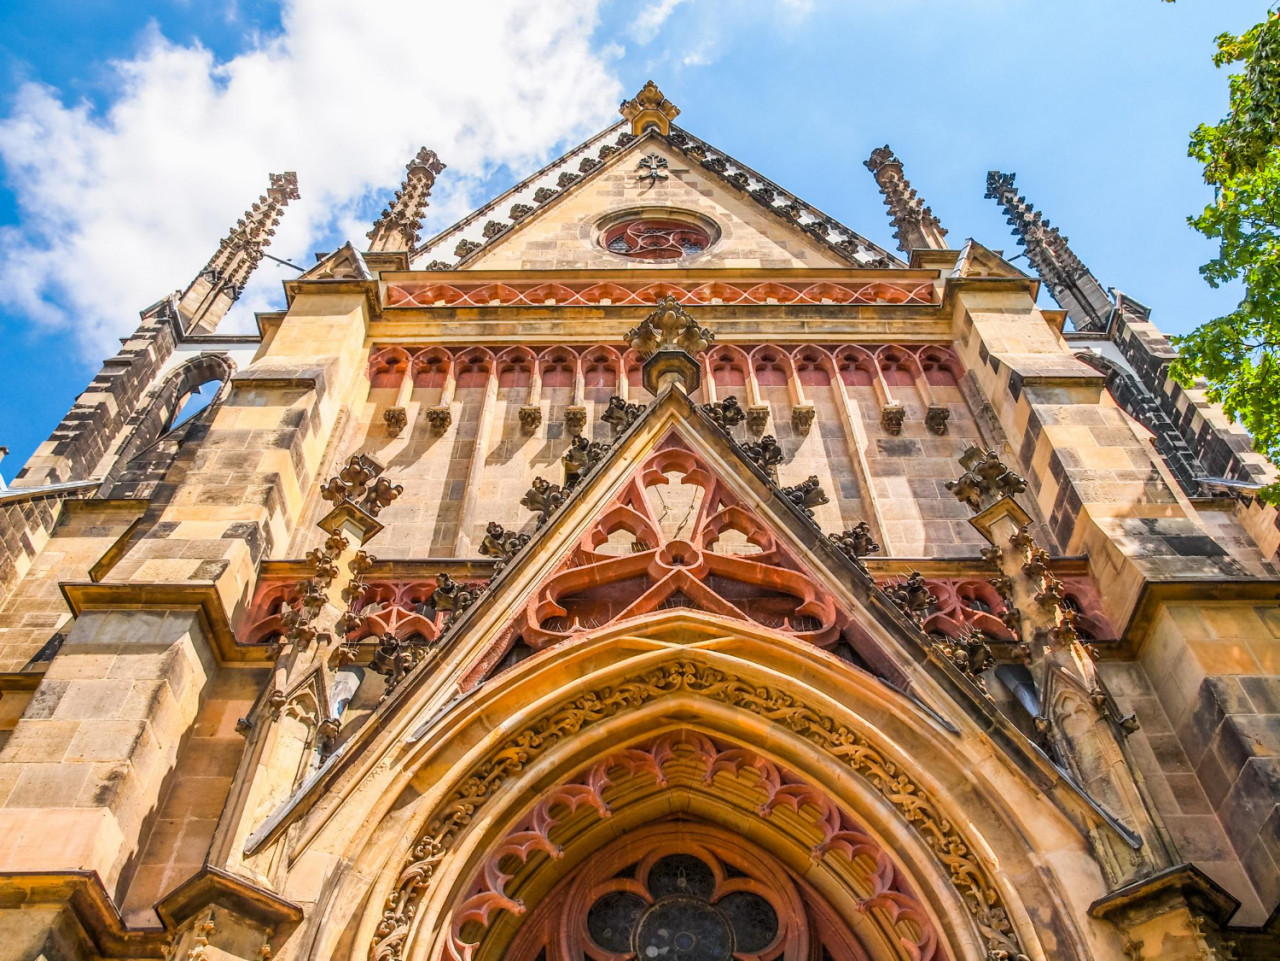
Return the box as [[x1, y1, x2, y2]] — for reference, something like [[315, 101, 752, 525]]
[[603, 218, 711, 260]]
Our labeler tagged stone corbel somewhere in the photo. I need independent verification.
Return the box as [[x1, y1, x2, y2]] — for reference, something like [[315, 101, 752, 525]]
[[519, 406, 542, 434], [747, 405, 770, 435], [925, 405, 949, 435], [790, 405, 816, 436], [384, 407, 408, 437], [565, 406, 587, 437], [881, 403, 905, 435], [426, 406, 452, 434]]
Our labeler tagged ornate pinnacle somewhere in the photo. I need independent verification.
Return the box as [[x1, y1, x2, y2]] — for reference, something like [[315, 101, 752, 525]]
[[620, 80, 680, 135], [178, 171, 300, 333], [984, 170, 1112, 332], [625, 296, 714, 395], [368, 147, 446, 252], [864, 145, 947, 253]]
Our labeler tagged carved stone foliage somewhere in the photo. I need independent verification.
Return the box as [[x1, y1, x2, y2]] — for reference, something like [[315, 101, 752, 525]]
[[828, 522, 880, 565], [740, 434, 783, 479], [520, 477, 569, 528], [868, 572, 1112, 653], [561, 435, 611, 489], [701, 395, 746, 431], [319, 454, 403, 518], [447, 732, 939, 961], [624, 295, 714, 359], [387, 278, 938, 309], [508, 441, 842, 650], [925, 405, 950, 435], [779, 475, 829, 517], [746, 405, 770, 435], [601, 395, 645, 433], [478, 522, 531, 574], [946, 446, 1027, 513], [883, 572, 937, 626], [371, 663, 1029, 961], [383, 407, 407, 437]]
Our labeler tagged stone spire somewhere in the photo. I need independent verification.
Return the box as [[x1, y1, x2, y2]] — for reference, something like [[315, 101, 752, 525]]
[[984, 171, 1112, 332], [178, 171, 300, 335], [620, 80, 680, 136], [864, 145, 948, 253], [367, 147, 447, 252]]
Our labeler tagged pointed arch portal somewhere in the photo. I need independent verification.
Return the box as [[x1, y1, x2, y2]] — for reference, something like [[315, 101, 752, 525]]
[[350, 619, 1062, 961]]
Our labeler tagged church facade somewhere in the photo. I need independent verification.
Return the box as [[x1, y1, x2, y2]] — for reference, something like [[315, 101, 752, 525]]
[[0, 83, 1278, 961]]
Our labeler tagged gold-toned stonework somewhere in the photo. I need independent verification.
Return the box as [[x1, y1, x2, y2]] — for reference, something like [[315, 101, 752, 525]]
[[371, 662, 1026, 961]]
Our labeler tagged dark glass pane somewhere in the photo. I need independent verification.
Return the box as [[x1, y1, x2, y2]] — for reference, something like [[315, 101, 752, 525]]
[[588, 892, 646, 953], [647, 854, 716, 901], [636, 896, 732, 961], [717, 891, 778, 953]]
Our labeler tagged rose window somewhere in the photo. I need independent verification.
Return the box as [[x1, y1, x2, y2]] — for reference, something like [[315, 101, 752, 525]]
[[585, 854, 780, 961], [603, 219, 711, 260]]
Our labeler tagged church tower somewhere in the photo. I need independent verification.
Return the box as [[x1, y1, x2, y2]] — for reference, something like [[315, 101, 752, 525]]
[[0, 84, 1277, 961]]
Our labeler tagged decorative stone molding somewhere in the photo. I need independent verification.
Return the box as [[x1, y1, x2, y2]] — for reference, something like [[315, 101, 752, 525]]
[[925, 404, 950, 435], [426, 406, 452, 434], [746, 404, 770, 435], [780, 475, 828, 517], [518, 405, 542, 434], [383, 407, 407, 437], [880, 403, 905, 435], [619, 79, 680, 135], [564, 406, 587, 437], [791, 404, 816, 435], [370, 661, 1029, 961]]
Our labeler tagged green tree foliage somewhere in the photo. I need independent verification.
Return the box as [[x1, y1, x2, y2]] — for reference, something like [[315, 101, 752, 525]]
[[1171, 9, 1280, 497]]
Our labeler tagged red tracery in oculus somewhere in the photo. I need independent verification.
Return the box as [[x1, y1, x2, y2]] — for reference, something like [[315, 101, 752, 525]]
[[604, 219, 711, 260]]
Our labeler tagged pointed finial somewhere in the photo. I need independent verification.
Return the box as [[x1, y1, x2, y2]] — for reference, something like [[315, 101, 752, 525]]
[[178, 171, 300, 335], [368, 148, 447, 252], [984, 170, 1112, 332], [620, 81, 680, 136], [864, 145, 947, 253]]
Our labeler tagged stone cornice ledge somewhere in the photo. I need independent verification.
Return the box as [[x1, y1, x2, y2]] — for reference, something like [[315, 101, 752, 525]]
[[1089, 863, 1239, 927], [155, 865, 303, 933], [59, 581, 272, 664], [0, 867, 302, 959]]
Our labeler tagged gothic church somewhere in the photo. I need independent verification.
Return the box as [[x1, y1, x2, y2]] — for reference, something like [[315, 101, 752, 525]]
[[0, 83, 1277, 961]]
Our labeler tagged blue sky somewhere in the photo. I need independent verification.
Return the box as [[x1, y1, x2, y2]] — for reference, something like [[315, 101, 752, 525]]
[[0, 0, 1270, 479]]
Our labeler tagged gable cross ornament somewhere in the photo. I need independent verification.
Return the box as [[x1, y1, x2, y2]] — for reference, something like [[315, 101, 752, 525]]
[[637, 154, 669, 186]]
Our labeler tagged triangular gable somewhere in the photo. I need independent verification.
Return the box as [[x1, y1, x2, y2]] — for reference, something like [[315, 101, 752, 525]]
[[242, 389, 1140, 860], [464, 137, 851, 270], [446, 389, 921, 689], [411, 125, 900, 271]]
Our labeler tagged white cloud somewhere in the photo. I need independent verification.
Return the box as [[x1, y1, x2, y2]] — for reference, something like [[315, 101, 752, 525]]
[[630, 0, 691, 44], [0, 0, 622, 357]]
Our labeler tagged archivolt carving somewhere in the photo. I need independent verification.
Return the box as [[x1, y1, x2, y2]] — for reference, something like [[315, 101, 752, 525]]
[[369, 662, 1026, 961], [446, 730, 939, 961]]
